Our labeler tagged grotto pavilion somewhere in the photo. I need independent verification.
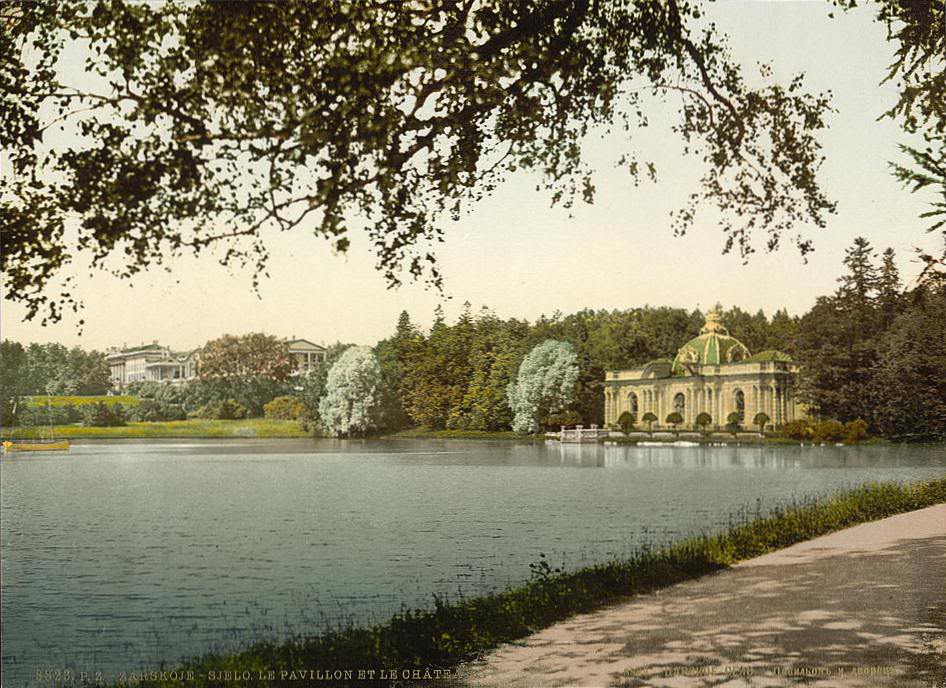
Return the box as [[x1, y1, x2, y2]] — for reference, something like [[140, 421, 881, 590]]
[[603, 307, 802, 431]]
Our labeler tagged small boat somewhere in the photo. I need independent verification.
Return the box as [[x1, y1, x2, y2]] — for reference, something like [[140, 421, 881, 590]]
[[2, 440, 71, 452]]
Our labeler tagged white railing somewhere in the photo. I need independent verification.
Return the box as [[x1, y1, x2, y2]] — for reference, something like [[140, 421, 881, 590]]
[[557, 424, 610, 443]]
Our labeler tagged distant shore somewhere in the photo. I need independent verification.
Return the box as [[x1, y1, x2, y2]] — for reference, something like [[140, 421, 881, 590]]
[[1, 421, 899, 444]]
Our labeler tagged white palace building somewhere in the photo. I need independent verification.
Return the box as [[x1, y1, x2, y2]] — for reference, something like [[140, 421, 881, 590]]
[[603, 307, 803, 431], [106, 338, 327, 390]]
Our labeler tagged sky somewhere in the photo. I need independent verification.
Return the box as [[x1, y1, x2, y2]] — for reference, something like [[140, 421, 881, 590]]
[[1, 1, 940, 352]]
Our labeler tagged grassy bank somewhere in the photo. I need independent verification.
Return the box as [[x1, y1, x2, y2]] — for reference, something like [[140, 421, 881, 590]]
[[2, 418, 308, 439], [25, 394, 140, 407], [123, 477, 946, 688]]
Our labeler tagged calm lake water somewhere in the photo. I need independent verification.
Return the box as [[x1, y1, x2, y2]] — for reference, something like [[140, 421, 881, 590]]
[[1, 439, 944, 684]]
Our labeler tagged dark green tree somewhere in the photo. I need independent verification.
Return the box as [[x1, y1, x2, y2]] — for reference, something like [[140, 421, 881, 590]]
[[837, 237, 878, 305], [876, 247, 903, 327], [795, 237, 884, 422], [374, 311, 420, 430], [0, 340, 29, 425], [722, 307, 770, 353], [868, 285, 946, 440], [765, 309, 799, 354]]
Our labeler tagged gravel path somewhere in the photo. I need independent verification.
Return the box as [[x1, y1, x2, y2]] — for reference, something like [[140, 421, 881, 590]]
[[455, 504, 946, 687]]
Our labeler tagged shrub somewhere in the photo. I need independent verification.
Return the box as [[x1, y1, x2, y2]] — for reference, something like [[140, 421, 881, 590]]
[[844, 419, 869, 442], [813, 419, 846, 442], [665, 411, 683, 431], [17, 404, 81, 426], [263, 395, 307, 420], [81, 402, 126, 427], [753, 412, 770, 432], [541, 410, 582, 431], [725, 411, 742, 435], [197, 399, 248, 420], [127, 399, 187, 422], [164, 404, 187, 421], [616, 411, 636, 435], [641, 412, 658, 433], [781, 419, 813, 440], [695, 412, 712, 433], [127, 399, 163, 422], [129, 381, 162, 399]]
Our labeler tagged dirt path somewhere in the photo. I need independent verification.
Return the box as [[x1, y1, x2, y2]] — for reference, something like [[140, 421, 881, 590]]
[[455, 504, 946, 687]]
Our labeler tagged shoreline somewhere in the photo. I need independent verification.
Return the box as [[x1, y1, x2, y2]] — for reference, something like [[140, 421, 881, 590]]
[[110, 477, 945, 688], [2, 421, 904, 445]]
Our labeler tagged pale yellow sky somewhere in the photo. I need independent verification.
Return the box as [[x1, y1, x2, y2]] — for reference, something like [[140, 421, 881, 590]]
[[1, 2, 940, 351]]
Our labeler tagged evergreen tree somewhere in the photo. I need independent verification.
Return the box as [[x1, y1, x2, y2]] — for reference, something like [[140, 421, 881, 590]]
[[876, 247, 903, 327], [795, 237, 884, 422], [869, 285, 946, 440], [766, 309, 798, 353], [837, 236, 879, 312], [374, 311, 418, 430]]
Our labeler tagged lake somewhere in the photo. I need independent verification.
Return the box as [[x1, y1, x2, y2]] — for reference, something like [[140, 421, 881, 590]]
[[1, 439, 944, 685]]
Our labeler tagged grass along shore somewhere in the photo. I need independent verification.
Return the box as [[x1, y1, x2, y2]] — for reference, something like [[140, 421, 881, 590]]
[[120, 476, 946, 688], [25, 394, 140, 407], [2, 418, 308, 439]]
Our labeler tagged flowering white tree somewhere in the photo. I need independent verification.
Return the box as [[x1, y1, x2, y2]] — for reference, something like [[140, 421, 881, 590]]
[[318, 346, 383, 437], [507, 340, 579, 434]]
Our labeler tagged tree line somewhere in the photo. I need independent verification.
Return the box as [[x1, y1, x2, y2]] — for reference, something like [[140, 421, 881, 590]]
[[0, 342, 111, 424], [275, 238, 945, 441], [1, 236, 943, 440], [794, 238, 946, 440]]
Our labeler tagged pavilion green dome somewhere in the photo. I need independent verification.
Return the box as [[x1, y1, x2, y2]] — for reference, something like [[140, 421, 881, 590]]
[[671, 308, 751, 374]]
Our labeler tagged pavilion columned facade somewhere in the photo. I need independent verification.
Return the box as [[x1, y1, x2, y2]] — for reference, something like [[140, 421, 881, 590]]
[[603, 308, 802, 431]]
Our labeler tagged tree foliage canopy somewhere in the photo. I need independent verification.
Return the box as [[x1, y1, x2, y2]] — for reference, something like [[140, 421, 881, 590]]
[[318, 345, 384, 437], [794, 233, 946, 439], [198, 333, 294, 381], [3, 0, 843, 323], [507, 339, 579, 433], [0, 339, 110, 397]]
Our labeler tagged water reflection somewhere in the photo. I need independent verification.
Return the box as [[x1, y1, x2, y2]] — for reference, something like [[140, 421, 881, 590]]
[[545, 441, 946, 470]]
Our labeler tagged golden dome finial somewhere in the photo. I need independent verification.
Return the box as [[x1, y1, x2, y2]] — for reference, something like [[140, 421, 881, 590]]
[[700, 304, 728, 335]]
